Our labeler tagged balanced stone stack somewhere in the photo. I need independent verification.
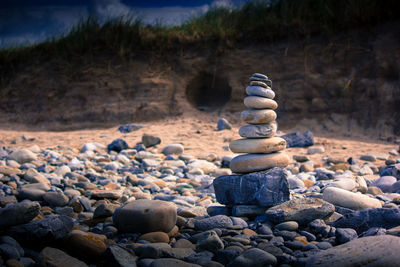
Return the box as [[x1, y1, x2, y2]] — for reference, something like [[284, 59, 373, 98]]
[[212, 74, 291, 214], [229, 73, 290, 173]]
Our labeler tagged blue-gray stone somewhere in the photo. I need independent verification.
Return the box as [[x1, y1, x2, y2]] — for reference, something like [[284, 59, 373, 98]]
[[250, 73, 268, 80], [227, 248, 276, 267], [0, 243, 22, 260], [371, 176, 397, 192], [315, 242, 332, 250], [0, 201, 40, 228], [380, 163, 400, 179], [265, 198, 334, 225], [230, 217, 248, 228], [213, 168, 289, 207], [118, 124, 145, 133], [104, 245, 138, 267], [281, 131, 314, 148], [206, 206, 231, 216], [335, 228, 358, 244], [305, 235, 400, 267], [142, 134, 161, 148], [245, 86, 275, 99], [194, 215, 233, 231], [217, 118, 232, 131], [331, 208, 400, 234], [9, 215, 74, 243], [359, 227, 386, 237], [238, 123, 277, 139], [214, 249, 240, 265], [347, 157, 357, 165], [107, 138, 129, 153]]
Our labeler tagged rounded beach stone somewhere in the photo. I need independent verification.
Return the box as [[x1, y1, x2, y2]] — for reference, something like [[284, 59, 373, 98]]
[[39, 247, 88, 267], [322, 187, 382, 210], [162, 144, 184, 156], [250, 80, 270, 88], [239, 122, 277, 138], [230, 152, 290, 173], [246, 86, 275, 99], [250, 73, 268, 81], [244, 96, 278, 110], [113, 199, 177, 234], [241, 109, 277, 124], [229, 137, 286, 154]]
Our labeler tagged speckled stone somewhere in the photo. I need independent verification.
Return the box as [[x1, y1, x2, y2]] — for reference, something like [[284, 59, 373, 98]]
[[241, 109, 277, 124], [238, 122, 277, 139]]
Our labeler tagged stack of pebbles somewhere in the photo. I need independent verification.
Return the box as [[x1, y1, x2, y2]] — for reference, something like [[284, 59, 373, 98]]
[[229, 73, 290, 173]]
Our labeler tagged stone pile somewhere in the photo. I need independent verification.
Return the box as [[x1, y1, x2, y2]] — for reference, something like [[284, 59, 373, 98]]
[[229, 73, 289, 173], [213, 74, 292, 218]]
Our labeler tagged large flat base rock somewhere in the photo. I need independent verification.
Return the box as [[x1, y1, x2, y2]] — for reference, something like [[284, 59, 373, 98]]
[[305, 235, 400, 267], [212, 167, 290, 207]]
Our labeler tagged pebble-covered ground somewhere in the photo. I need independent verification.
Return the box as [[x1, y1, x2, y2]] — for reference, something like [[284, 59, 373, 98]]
[[0, 122, 400, 266]]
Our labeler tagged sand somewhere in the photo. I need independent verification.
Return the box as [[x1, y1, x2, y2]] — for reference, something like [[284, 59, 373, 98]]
[[0, 114, 397, 167]]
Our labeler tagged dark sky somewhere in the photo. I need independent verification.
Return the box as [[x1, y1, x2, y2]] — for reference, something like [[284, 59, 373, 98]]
[[0, 0, 246, 48]]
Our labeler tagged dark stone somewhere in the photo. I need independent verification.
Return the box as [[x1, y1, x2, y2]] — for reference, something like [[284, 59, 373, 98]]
[[194, 215, 233, 231], [331, 208, 400, 234], [118, 124, 145, 133], [150, 258, 201, 267], [335, 228, 358, 244], [217, 118, 232, 131], [142, 134, 161, 148], [107, 138, 129, 153], [185, 251, 214, 265], [0, 201, 40, 228], [213, 168, 290, 206], [281, 131, 314, 148], [380, 163, 400, 179], [9, 215, 73, 244], [265, 198, 334, 225], [214, 249, 240, 265], [359, 227, 386, 237], [104, 245, 138, 267], [347, 157, 357, 165], [0, 244, 21, 260], [227, 248, 276, 267], [135, 243, 171, 259]]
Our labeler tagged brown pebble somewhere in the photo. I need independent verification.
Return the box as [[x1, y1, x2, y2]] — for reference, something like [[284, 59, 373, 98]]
[[367, 186, 383, 196], [6, 259, 24, 267], [303, 179, 315, 188], [295, 236, 309, 245], [242, 228, 257, 236], [173, 238, 195, 249], [168, 226, 179, 237], [139, 232, 170, 243]]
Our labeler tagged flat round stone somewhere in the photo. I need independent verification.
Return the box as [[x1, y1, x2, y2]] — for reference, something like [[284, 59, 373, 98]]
[[250, 81, 268, 88], [229, 137, 286, 154], [244, 96, 278, 109], [250, 73, 268, 80], [239, 122, 277, 138], [241, 109, 277, 124], [230, 152, 290, 173], [246, 86, 275, 99]]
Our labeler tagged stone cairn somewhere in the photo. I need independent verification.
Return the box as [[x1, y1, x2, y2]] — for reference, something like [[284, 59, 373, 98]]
[[213, 73, 291, 216], [229, 73, 289, 173]]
